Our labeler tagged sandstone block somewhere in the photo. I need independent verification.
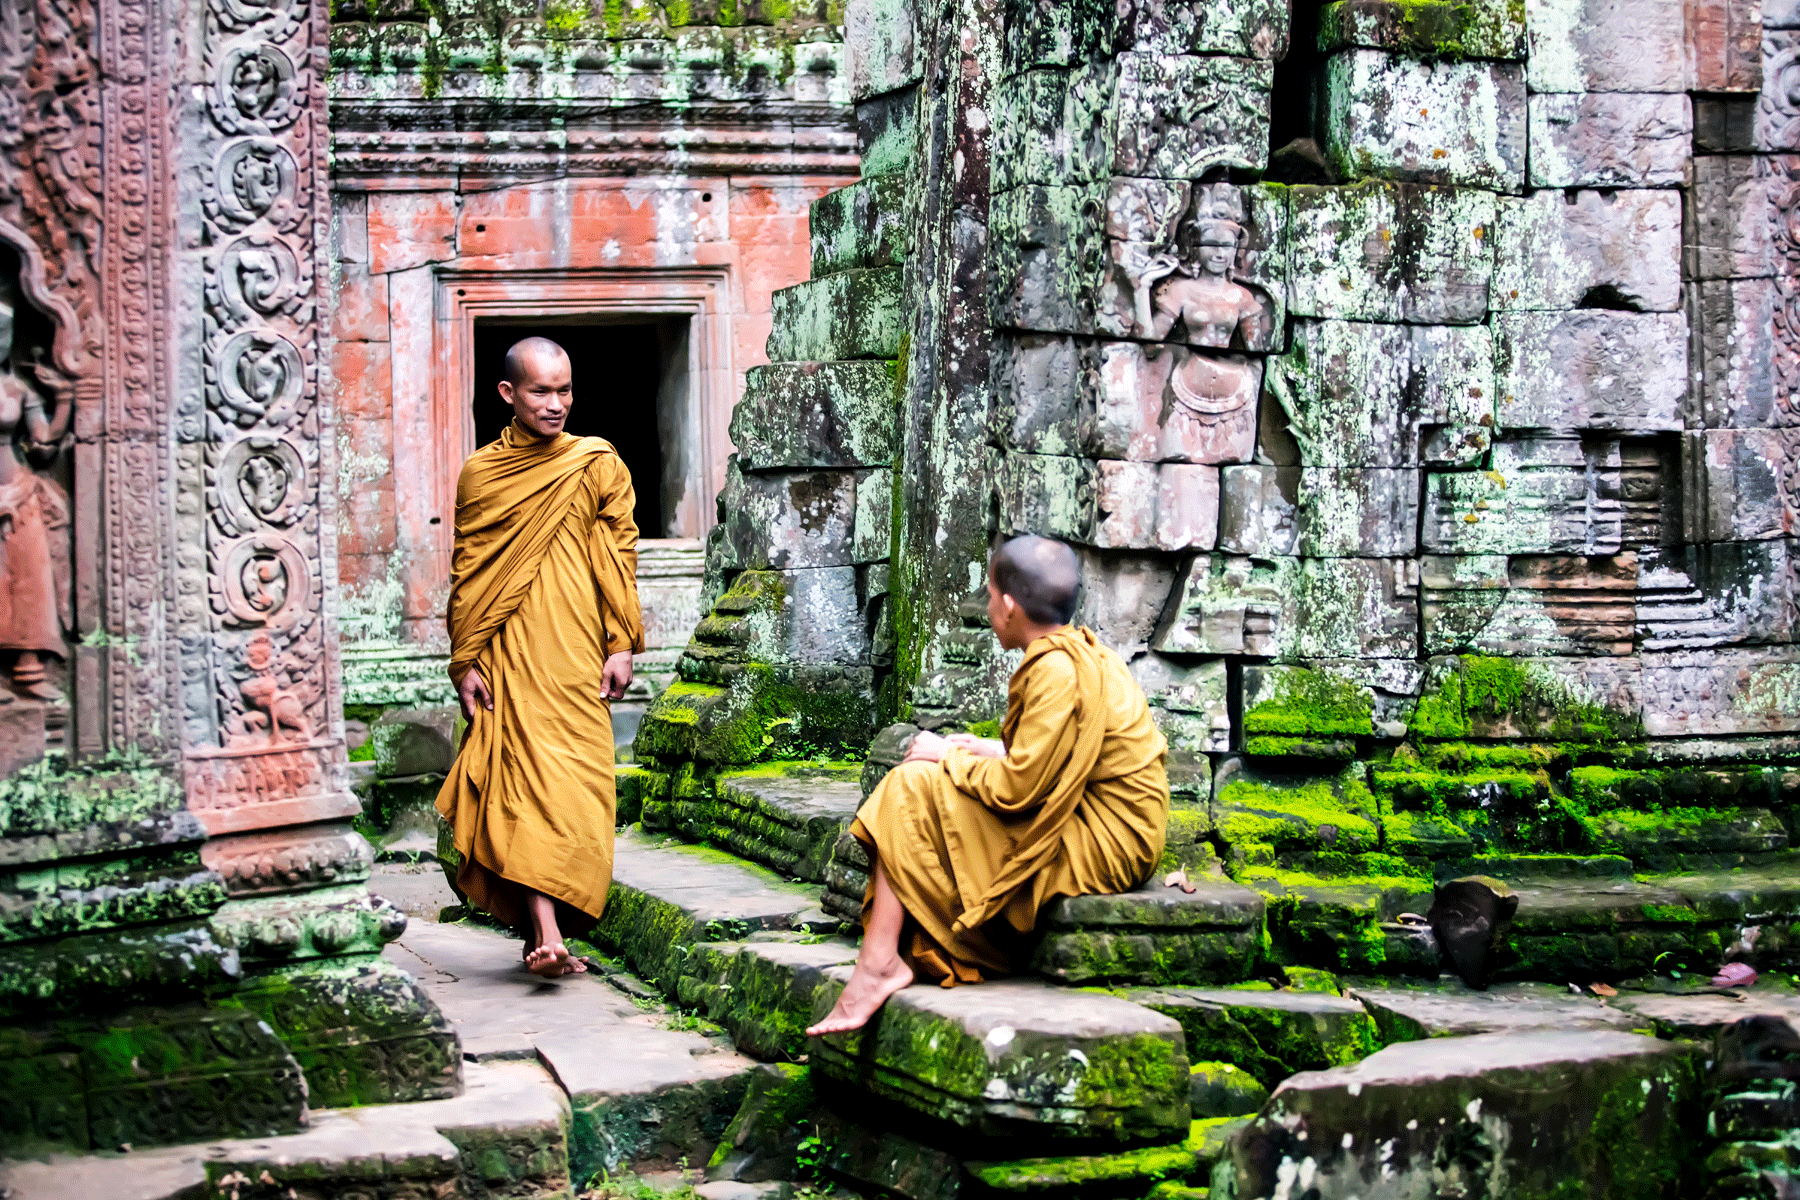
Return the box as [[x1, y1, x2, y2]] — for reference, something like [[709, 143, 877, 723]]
[[1693, 95, 1759, 152], [1494, 311, 1687, 433], [1089, 343, 1262, 464], [1221, 1032, 1701, 1199], [853, 467, 892, 562], [1270, 320, 1493, 467], [990, 185, 1111, 336], [1323, 51, 1526, 191], [1288, 181, 1494, 324], [1423, 437, 1632, 555], [1693, 277, 1778, 428], [1036, 880, 1265, 985], [1528, 92, 1691, 188], [1074, 552, 1182, 653], [766, 267, 904, 362], [1524, 0, 1688, 92], [1638, 539, 1800, 650], [845, 0, 918, 101], [1295, 467, 1422, 557], [1692, 0, 1764, 92], [808, 976, 1191, 1141], [998, 454, 1221, 551], [992, 56, 1272, 191], [1246, 657, 1423, 733], [1685, 428, 1800, 541], [994, 334, 1086, 456], [1492, 189, 1681, 312], [1004, 0, 1288, 73], [1317, 0, 1527, 59], [809, 175, 910, 276], [1760, 31, 1800, 150], [1153, 555, 1420, 659], [1640, 649, 1800, 736], [996, 452, 1096, 545], [732, 362, 897, 470], [1218, 464, 1300, 556], [1130, 654, 1231, 754], [1686, 156, 1777, 281], [719, 464, 860, 570], [1423, 552, 1641, 657]]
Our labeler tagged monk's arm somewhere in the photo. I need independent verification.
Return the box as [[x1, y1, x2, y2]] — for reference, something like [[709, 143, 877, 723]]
[[595, 453, 645, 659], [942, 654, 1080, 816]]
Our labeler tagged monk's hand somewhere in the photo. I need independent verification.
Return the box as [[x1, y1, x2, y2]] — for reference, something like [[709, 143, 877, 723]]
[[459, 667, 493, 720], [601, 650, 634, 701], [943, 733, 1006, 759], [903, 730, 950, 764]]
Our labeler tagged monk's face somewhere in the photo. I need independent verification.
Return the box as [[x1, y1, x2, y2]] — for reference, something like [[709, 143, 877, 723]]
[[986, 573, 1028, 652], [500, 347, 573, 437]]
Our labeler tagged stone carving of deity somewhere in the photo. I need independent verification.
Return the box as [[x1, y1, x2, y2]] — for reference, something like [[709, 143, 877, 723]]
[[232, 147, 282, 217], [232, 52, 281, 121], [0, 263, 72, 702], [1124, 189, 1273, 463], [235, 249, 282, 313]]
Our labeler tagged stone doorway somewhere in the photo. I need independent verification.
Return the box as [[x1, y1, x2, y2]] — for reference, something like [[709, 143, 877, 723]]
[[470, 316, 694, 539]]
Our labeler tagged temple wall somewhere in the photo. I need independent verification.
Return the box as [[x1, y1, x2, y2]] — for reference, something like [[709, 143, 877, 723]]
[[325, 0, 858, 704]]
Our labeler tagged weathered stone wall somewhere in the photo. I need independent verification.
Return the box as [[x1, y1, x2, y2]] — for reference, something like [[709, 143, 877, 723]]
[[326, 0, 858, 703]]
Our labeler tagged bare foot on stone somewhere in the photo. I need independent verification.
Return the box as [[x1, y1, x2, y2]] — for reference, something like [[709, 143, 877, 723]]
[[524, 941, 587, 978], [806, 954, 913, 1036]]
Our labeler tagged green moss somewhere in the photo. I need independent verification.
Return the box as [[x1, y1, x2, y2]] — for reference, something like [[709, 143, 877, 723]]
[[964, 718, 1003, 739], [1243, 669, 1373, 738], [1410, 655, 1642, 745], [967, 1137, 1198, 1190], [1214, 777, 1379, 854]]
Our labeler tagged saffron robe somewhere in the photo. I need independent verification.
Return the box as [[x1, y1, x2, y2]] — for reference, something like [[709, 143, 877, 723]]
[[852, 626, 1168, 984], [435, 420, 644, 934]]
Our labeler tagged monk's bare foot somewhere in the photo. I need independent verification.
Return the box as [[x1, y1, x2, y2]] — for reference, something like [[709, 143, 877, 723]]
[[524, 942, 587, 978], [806, 954, 913, 1036]]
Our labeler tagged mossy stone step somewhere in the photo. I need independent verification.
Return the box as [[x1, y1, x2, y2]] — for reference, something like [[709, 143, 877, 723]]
[[669, 765, 865, 885], [592, 828, 823, 993], [1610, 988, 1800, 1040], [1217, 1031, 1703, 1199], [678, 937, 860, 1060], [1124, 986, 1382, 1092], [810, 973, 1191, 1144], [1032, 875, 1265, 986], [1344, 979, 1649, 1041]]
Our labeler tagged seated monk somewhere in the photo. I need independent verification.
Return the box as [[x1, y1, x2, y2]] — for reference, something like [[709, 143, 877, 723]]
[[807, 535, 1169, 1035]]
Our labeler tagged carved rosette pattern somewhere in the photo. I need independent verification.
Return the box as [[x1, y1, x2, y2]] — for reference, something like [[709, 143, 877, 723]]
[[1769, 155, 1800, 431], [186, 0, 338, 818]]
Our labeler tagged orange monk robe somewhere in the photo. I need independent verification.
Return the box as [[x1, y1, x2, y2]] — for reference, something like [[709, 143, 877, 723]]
[[852, 627, 1168, 984], [434, 420, 644, 935]]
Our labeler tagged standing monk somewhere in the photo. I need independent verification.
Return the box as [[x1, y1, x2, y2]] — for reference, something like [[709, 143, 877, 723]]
[[436, 337, 644, 978], [807, 536, 1169, 1034]]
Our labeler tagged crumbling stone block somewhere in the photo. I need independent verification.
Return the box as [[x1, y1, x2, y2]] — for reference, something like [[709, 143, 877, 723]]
[[1423, 437, 1631, 555], [1270, 320, 1493, 467], [1131, 654, 1230, 754], [1693, 278, 1778, 428], [1003, 0, 1289, 72], [1423, 552, 1641, 657], [766, 267, 904, 362], [997, 453, 1221, 551], [809, 175, 910, 276], [1686, 156, 1777, 281], [1493, 189, 1681, 312], [1494, 311, 1687, 433], [1074, 552, 1181, 653], [1295, 468, 1422, 557], [1524, 0, 1689, 92], [718, 464, 860, 570], [1154, 555, 1421, 659], [1317, 0, 1526, 59], [1528, 92, 1692, 187], [1289, 181, 1494, 324], [1639, 540, 1800, 649], [732, 362, 897, 470], [1218, 464, 1300, 556], [845, 0, 918, 101], [1640, 650, 1800, 735], [1323, 51, 1526, 191], [1684, 428, 1800, 541]]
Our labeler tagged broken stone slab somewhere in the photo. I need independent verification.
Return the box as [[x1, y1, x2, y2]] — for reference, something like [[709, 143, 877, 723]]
[[1032, 875, 1266, 986], [1129, 654, 1231, 756], [1346, 979, 1648, 1041], [679, 938, 859, 1061], [1317, 0, 1526, 59], [1683, 428, 1800, 543], [1686, 156, 1778, 282], [809, 975, 1190, 1142], [1269, 320, 1493, 468], [1524, 0, 1690, 92], [1494, 310, 1687, 433], [1322, 51, 1526, 191], [1218, 1031, 1702, 1199], [1072, 552, 1182, 659], [1153, 554, 1420, 660], [1640, 649, 1800, 737], [1492, 188, 1681, 312], [705, 1062, 816, 1184], [592, 827, 822, 993], [766, 267, 905, 362], [1188, 1061, 1270, 1118], [732, 362, 898, 471], [991, 56, 1272, 191], [1125, 986, 1382, 1091], [1528, 92, 1692, 187], [669, 765, 865, 884], [1288, 181, 1495, 324], [810, 174, 910, 276]]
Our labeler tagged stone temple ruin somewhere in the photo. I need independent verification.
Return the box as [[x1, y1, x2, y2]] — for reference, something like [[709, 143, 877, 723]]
[[4, 0, 1800, 1196]]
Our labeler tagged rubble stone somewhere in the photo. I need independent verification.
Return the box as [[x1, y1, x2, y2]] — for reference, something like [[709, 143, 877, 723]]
[[1323, 51, 1527, 191], [1493, 189, 1681, 312], [1528, 92, 1692, 187]]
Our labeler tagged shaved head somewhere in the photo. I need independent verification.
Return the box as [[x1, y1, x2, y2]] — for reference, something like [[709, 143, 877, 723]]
[[990, 535, 1080, 626], [502, 336, 570, 386]]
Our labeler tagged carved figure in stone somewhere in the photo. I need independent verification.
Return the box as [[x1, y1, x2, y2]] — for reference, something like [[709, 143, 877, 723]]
[[232, 51, 281, 121], [1124, 188, 1271, 463], [236, 633, 310, 745], [0, 260, 69, 702], [232, 145, 282, 217]]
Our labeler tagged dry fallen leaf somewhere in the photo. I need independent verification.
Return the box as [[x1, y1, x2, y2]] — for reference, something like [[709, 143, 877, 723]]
[[1589, 982, 1617, 997], [1163, 869, 1197, 894], [1395, 912, 1430, 927], [1713, 962, 1759, 989]]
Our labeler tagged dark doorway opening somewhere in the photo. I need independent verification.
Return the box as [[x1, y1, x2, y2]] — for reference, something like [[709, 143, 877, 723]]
[[1266, 0, 1332, 174], [471, 317, 692, 537]]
